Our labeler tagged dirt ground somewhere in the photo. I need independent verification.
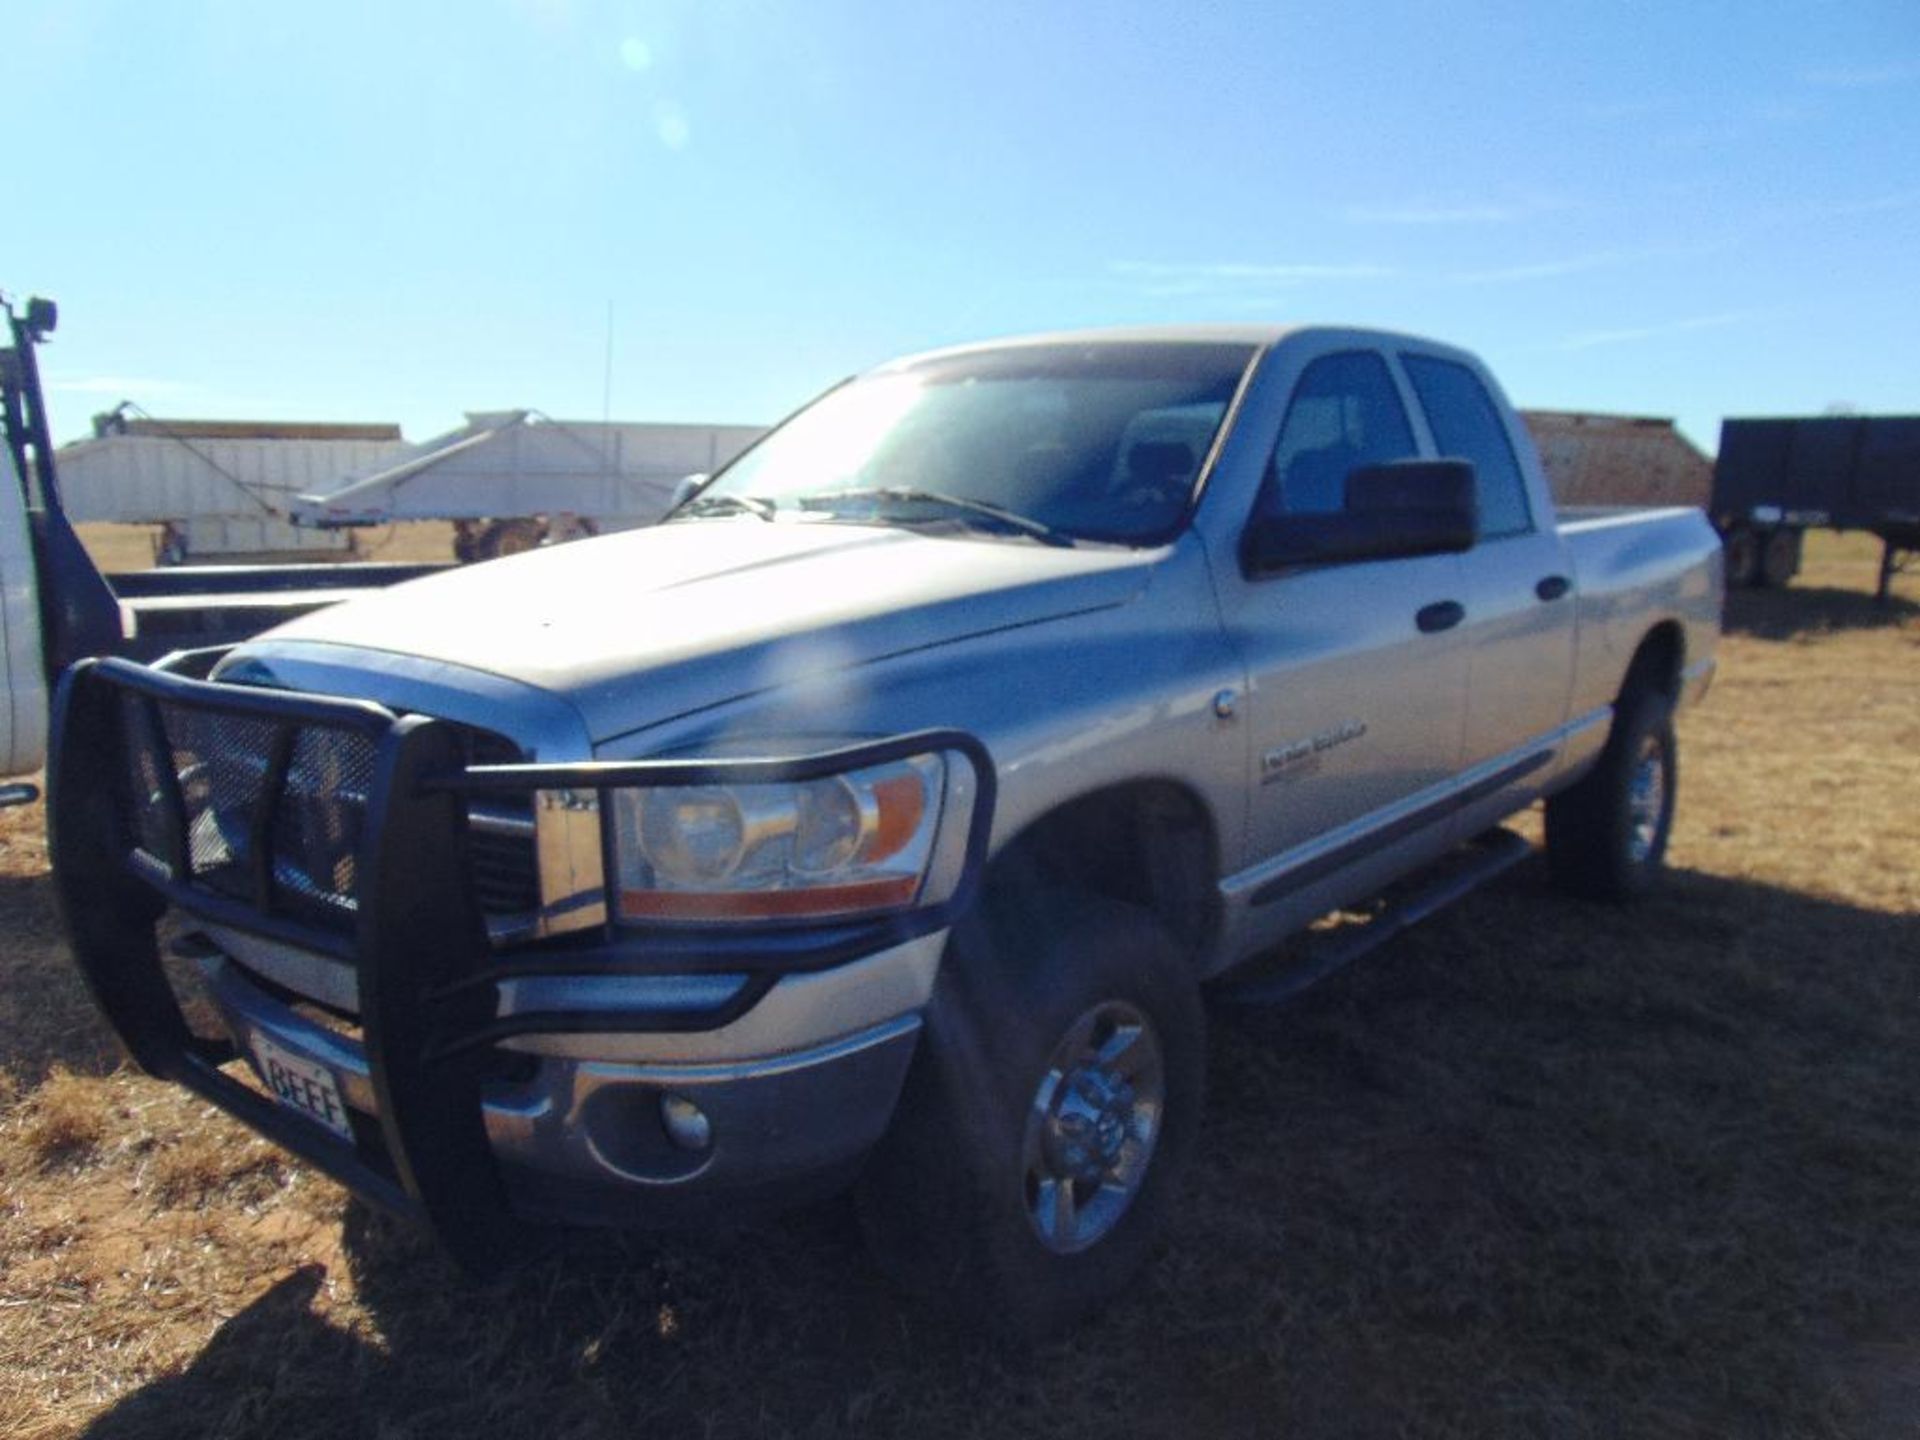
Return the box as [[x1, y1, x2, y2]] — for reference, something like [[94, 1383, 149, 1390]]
[[76, 522, 458, 573], [2, 531, 1916, 1439]]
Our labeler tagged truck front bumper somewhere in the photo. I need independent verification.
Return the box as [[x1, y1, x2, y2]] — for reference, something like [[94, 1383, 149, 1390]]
[[48, 657, 992, 1271], [200, 949, 926, 1225]]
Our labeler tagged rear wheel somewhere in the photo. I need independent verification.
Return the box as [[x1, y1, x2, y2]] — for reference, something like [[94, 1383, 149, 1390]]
[[1722, 525, 1759, 588], [856, 893, 1204, 1339], [1546, 689, 1677, 901], [483, 517, 548, 559], [1759, 527, 1801, 588]]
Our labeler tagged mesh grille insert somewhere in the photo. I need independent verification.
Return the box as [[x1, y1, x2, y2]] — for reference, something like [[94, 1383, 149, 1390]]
[[118, 695, 175, 866], [271, 727, 379, 925], [157, 706, 281, 899], [112, 694, 543, 937]]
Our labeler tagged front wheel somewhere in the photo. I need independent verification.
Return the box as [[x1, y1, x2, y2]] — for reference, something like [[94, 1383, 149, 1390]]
[[1545, 690, 1677, 900], [856, 893, 1204, 1338]]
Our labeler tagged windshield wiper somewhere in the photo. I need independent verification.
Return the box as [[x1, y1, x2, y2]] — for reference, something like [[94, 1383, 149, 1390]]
[[674, 493, 777, 522], [800, 487, 1075, 547]]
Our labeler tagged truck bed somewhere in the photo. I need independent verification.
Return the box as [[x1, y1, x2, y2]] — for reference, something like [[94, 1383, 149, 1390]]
[[1560, 505, 1722, 723], [1556, 503, 1700, 527]]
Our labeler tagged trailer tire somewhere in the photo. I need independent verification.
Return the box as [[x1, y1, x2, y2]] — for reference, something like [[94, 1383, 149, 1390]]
[[471, 518, 547, 561], [1545, 689, 1677, 902], [1758, 527, 1800, 589], [1722, 525, 1759, 588], [856, 892, 1204, 1340]]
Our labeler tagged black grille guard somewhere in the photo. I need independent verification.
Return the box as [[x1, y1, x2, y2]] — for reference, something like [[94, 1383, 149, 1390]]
[[47, 655, 996, 1270]]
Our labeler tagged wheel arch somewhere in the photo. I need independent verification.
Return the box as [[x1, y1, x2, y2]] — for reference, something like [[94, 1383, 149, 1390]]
[[1620, 619, 1685, 706], [979, 779, 1222, 972]]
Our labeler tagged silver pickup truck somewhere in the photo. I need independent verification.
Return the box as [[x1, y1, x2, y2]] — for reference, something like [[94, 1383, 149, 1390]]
[[49, 326, 1720, 1336]]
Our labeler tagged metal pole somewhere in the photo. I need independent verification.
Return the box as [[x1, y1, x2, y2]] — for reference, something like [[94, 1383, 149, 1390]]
[[601, 300, 614, 430]]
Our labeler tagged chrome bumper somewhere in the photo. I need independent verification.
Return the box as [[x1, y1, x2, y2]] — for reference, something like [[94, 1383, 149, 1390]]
[[203, 951, 923, 1221]]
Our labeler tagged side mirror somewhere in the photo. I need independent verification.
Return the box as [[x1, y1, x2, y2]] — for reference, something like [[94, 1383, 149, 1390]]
[[669, 472, 710, 511], [25, 297, 58, 341], [1244, 459, 1478, 573]]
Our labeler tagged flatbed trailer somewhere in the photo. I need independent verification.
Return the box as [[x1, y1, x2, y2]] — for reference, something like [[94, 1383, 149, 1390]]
[[1713, 415, 1920, 598], [104, 561, 451, 661], [294, 410, 768, 560], [55, 414, 409, 564]]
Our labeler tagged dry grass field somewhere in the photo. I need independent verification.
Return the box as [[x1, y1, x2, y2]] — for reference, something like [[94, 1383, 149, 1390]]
[[75, 523, 459, 574], [2, 532, 1916, 1438]]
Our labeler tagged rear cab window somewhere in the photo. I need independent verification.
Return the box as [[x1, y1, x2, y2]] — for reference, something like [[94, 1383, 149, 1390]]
[[1401, 353, 1533, 538]]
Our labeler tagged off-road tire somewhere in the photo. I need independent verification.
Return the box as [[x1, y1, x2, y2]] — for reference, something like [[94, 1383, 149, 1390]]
[[856, 893, 1205, 1339], [1545, 689, 1677, 901]]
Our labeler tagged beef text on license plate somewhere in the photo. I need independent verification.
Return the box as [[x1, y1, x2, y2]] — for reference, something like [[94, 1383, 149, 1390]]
[[251, 1034, 354, 1142]]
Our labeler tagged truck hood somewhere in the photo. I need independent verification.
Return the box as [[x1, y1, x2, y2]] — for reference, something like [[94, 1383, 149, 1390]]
[[241, 520, 1157, 742]]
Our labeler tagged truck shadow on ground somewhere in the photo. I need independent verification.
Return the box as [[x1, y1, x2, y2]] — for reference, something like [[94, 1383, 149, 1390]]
[[1723, 581, 1918, 639], [76, 860, 1920, 1439], [0, 868, 122, 1086]]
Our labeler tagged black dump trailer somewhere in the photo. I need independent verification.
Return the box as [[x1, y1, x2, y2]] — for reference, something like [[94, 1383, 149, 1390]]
[[1713, 415, 1920, 599]]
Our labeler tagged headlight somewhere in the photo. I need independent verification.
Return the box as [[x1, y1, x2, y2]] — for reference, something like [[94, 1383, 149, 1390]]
[[607, 751, 966, 923]]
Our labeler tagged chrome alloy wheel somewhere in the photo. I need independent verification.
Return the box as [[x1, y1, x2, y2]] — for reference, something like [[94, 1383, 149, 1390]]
[[1021, 1000, 1166, 1255], [1626, 732, 1667, 865]]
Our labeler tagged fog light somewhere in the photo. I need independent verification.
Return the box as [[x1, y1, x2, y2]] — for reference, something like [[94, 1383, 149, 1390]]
[[660, 1093, 712, 1152]]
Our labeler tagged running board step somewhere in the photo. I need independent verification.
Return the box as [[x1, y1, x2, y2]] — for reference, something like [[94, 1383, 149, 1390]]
[[1217, 827, 1534, 1006]]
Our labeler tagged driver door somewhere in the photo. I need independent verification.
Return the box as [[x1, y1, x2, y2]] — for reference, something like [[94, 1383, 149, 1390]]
[[1215, 348, 1471, 874]]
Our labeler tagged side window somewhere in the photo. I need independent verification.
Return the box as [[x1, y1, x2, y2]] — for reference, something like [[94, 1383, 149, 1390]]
[[1402, 354, 1533, 538], [1259, 351, 1417, 516]]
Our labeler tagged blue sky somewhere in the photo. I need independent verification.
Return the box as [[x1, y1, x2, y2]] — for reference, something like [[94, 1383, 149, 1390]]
[[11, 0, 1918, 452]]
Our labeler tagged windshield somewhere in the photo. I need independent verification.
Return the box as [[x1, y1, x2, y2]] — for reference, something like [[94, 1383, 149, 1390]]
[[689, 341, 1256, 544]]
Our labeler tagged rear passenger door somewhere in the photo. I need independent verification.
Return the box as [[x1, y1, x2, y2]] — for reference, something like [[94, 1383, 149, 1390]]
[[1401, 350, 1575, 788]]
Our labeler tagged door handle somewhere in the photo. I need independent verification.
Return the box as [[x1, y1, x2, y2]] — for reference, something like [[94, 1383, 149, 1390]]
[[1535, 574, 1571, 602], [1416, 601, 1465, 634]]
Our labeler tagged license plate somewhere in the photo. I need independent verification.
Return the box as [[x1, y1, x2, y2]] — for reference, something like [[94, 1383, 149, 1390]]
[[251, 1034, 354, 1143]]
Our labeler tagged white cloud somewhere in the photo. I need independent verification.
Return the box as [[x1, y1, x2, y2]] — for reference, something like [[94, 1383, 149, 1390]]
[[1453, 253, 1629, 284], [1342, 203, 1523, 226], [1808, 189, 1920, 219], [1452, 240, 1725, 286], [1109, 260, 1396, 290], [1583, 98, 1668, 122], [1559, 312, 1754, 352], [504, 0, 577, 31], [1803, 61, 1920, 89], [1655, 121, 1749, 152], [47, 376, 190, 397]]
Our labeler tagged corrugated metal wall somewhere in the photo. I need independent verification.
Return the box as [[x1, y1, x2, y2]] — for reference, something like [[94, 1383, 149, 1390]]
[[55, 433, 411, 526]]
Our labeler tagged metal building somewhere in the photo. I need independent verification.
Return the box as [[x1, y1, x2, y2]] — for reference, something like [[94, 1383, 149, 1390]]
[[55, 415, 409, 563], [1520, 410, 1714, 512]]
